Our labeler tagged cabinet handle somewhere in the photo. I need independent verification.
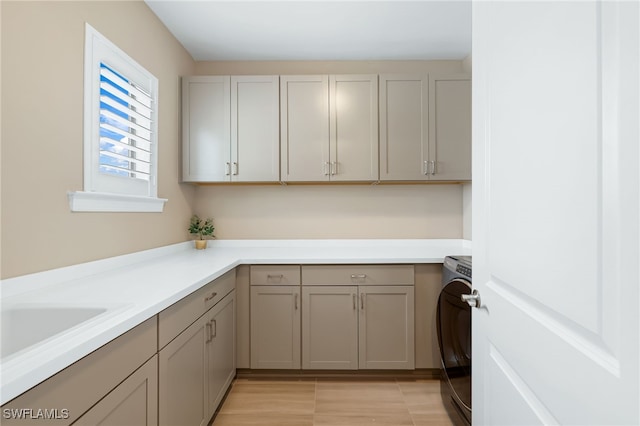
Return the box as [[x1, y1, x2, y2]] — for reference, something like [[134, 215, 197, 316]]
[[352, 293, 356, 310], [225, 162, 231, 176], [360, 293, 365, 310], [430, 160, 436, 175], [204, 292, 217, 302], [323, 162, 330, 176], [423, 160, 429, 175], [232, 162, 238, 175], [351, 274, 366, 280], [331, 161, 337, 175], [267, 274, 284, 281], [206, 321, 213, 343], [295, 293, 299, 310], [212, 319, 217, 338]]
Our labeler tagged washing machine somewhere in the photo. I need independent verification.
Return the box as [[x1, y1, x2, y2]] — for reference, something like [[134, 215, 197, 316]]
[[437, 255, 472, 426]]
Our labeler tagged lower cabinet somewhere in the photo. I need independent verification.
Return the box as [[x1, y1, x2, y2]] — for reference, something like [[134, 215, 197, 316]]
[[302, 286, 358, 369], [302, 285, 415, 370], [74, 356, 158, 426], [159, 289, 236, 426], [0, 318, 157, 426], [250, 285, 301, 369], [249, 265, 416, 371]]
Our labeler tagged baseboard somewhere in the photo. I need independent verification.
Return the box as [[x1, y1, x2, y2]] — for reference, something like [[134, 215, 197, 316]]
[[235, 368, 442, 380]]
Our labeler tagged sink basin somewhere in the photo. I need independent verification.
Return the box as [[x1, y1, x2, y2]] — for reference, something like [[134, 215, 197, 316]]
[[1, 306, 108, 358]]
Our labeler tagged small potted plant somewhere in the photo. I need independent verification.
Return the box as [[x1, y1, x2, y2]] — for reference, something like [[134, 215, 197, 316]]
[[188, 215, 215, 249]]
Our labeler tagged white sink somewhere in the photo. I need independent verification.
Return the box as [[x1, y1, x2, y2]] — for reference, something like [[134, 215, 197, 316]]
[[1, 306, 109, 358]]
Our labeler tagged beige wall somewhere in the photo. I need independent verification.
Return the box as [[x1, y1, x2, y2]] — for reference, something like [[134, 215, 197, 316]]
[[194, 60, 466, 240], [195, 184, 463, 239], [1, 1, 197, 278]]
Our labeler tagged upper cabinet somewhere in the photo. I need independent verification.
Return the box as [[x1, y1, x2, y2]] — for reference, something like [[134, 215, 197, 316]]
[[182, 72, 470, 184], [182, 75, 280, 182], [281, 74, 379, 182], [379, 74, 471, 181]]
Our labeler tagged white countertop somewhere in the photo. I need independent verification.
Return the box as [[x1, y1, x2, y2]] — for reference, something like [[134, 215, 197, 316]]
[[0, 239, 471, 405]]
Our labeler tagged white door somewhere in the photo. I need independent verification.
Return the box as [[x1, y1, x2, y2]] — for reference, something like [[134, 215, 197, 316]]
[[473, 2, 639, 425]]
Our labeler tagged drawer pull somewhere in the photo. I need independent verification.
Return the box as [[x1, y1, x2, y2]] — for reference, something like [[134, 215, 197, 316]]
[[351, 274, 367, 280], [352, 294, 356, 310], [267, 274, 284, 281], [360, 293, 365, 310], [204, 292, 217, 302], [212, 319, 217, 338]]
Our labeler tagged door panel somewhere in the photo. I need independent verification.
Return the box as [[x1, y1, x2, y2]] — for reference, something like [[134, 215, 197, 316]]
[[473, 1, 639, 425], [280, 75, 329, 182], [302, 286, 358, 370]]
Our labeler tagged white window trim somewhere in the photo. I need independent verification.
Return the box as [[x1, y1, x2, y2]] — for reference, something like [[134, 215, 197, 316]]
[[69, 23, 167, 213]]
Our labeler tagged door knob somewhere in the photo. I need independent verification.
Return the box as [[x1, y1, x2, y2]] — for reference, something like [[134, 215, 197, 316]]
[[461, 289, 481, 308]]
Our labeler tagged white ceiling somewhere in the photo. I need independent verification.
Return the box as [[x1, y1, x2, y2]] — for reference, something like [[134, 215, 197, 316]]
[[144, 1, 471, 61]]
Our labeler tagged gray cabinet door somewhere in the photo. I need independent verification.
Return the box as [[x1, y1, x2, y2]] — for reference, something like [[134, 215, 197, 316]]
[[159, 315, 208, 426], [231, 76, 280, 182], [302, 286, 358, 369], [329, 75, 379, 181], [379, 74, 429, 180], [250, 285, 301, 369], [74, 356, 158, 426], [280, 75, 330, 182], [428, 75, 471, 181], [358, 285, 415, 370], [206, 291, 236, 415], [182, 76, 231, 182]]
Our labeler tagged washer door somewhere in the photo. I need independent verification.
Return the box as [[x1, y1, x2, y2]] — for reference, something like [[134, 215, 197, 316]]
[[437, 278, 472, 412]]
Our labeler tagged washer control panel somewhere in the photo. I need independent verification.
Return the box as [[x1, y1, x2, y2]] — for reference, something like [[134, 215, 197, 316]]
[[456, 264, 472, 279]]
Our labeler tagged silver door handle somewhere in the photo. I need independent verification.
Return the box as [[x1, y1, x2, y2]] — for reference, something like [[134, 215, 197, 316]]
[[360, 293, 364, 310], [212, 319, 217, 338], [232, 162, 238, 175], [423, 160, 429, 175], [267, 274, 284, 281], [351, 274, 366, 280], [331, 161, 337, 175], [352, 293, 356, 310], [430, 160, 436, 175], [225, 162, 231, 175], [323, 162, 330, 176], [461, 289, 481, 308], [295, 293, 299, 310]]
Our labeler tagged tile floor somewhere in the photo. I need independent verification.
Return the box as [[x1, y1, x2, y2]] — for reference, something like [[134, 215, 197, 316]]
[[212, 378, 455, 426]]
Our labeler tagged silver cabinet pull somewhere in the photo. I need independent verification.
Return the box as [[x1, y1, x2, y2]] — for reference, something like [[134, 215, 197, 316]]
[[232, 162, 238, 175], [225, 162, 231, 175], [212, 319, 217, 338], [323, 162, 330, 176], [206, 321, 213, 343], [267, 274, 284, 281], [331, 161, 337, 175], [423, 160, 429, 175], [352, 293, 356, 310], [294, 293, 299, 310], [204, 292, 217, 302], [461, 289, 481, 308], [430, 160, 436, 175], [351, 274, 366, 280], [360, 293, 365, 310]]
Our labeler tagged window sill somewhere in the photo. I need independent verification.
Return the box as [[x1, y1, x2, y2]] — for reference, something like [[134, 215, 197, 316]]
[[68, 191, 167, 213]]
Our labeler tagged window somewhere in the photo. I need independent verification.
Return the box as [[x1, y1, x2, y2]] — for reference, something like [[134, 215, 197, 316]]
[[68, 24, 166, 212]]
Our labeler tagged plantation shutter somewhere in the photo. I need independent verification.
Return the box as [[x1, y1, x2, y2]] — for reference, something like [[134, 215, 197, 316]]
[[99, 62, 154, 181]]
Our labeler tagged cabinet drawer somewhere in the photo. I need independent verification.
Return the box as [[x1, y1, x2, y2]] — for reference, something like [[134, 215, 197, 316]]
[[250, 265, 300, 286], [159, 269, 236, 349], [302, 265, 414, 286]]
